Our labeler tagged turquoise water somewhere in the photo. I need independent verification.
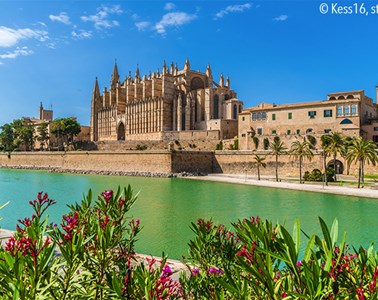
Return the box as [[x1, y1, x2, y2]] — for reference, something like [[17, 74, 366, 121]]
[[0, 169, 377, 259]]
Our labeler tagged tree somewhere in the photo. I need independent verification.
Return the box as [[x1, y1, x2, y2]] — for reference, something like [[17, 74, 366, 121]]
[[346, 137, 377, 188], [269, 139, 287, 182], [254, 155, 266, 180], [341, 136, 354, 175], [36, 122, 50, 150], [51, 118, 81, 148], [290, 140, 314, 184], [322, 132, 344, 182], [12, 119, 35, 151], [320, 135, 331, 186], [0, 123, 15, 152]]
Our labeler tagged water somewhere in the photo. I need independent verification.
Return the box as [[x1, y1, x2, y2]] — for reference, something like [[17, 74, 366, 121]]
[[0, 169, 377, 259]]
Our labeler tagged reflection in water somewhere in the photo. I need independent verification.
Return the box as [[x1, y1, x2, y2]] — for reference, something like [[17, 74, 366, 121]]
[[0, 169, 377, 259]]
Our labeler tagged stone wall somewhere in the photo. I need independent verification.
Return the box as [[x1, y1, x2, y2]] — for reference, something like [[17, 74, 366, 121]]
[[171, 151, 214, 173], [0, 151, 172, 174], [0, 150, 375, 178], [214, 151, 377, 177]]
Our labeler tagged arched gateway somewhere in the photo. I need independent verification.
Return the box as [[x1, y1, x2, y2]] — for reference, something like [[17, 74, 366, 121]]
[[117, 122, 125, 141]]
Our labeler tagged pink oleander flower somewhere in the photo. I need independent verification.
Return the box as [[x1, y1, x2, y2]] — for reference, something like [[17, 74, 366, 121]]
[[160, 265, 172, 278], [208, 267, 219, 274], [192, 268, 200, 277]]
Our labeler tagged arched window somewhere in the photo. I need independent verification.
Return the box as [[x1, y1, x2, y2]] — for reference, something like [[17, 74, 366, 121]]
[[181, 113, 186, 130], [337, 96, 345, 100], [214, 95, 219, 119], [233, 104, 238, 119], [306, 128, 313, 134], [347, 95, 354, 99], [329, 96, 336, 100], [239, 105, 242, 113], [224, 94, 230, 100], [340, 119, 353, 124]]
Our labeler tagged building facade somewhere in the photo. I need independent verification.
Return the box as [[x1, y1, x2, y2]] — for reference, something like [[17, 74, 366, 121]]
[[239, 89, 378, 150], [90, 59, 243, 143]]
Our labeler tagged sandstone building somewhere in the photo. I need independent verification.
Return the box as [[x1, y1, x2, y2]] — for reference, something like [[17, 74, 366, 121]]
[[90, 59, 243, 143], [239, 88, 378, 151]]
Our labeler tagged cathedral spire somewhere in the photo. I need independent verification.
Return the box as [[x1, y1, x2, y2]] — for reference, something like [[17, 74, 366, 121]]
[[170, 61, 175, 75], [226, 75, 230, 88], [206, 64, 212, 77], [184, 57, 190, 71], [39, 102, 43, 119], [163, 60, 167, 74], [93, 77, 100, 99], [110, 61, 120, 87], [219, 73, 224, 87], [135, 65, 140, 81]]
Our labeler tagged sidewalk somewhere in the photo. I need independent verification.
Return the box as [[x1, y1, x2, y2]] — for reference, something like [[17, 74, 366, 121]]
[[189, 174, 378, 199]]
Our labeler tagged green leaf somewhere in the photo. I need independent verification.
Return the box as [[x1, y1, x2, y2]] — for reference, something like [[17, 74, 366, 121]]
[[303, 234, 316, 262], [293, 218, 300, 254], [330, 218, 338, 246], [318, 217, 332, 251]]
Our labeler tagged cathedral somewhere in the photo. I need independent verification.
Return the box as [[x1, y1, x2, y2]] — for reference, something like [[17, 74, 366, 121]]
[[90, 59, 243, 142]]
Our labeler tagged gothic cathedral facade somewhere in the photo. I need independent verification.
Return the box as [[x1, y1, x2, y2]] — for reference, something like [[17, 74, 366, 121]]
[[90, 59, 243, 142]]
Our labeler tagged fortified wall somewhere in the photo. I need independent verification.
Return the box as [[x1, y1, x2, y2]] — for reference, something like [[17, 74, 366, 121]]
[[0, 151, 375, 178]]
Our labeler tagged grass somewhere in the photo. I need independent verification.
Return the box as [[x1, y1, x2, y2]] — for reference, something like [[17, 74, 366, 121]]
[[364, 174, 378, 179]]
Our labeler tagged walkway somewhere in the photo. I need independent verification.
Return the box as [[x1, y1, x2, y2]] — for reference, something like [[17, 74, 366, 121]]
[[189, 174, 378, 199]]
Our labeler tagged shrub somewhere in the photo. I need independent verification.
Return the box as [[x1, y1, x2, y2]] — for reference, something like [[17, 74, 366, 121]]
[[263, 138, 270, 150], [252, 136, 259, 150], [304, 167, 334, 182], [228, 137, 239, 150], [0, 188, 180, 299], [136, 144, 147, 150], [215, 141, 223, 150], [306, 135, 317, 148]]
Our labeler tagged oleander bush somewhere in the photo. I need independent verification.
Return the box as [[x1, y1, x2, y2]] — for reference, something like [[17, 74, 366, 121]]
[[0, 188, 377, 299]]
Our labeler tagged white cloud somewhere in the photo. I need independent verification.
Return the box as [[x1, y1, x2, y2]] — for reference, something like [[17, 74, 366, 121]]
[[155, 12, 197, 35], [71, 30, 92, 39], [215, 3, 252, 19], [81, 5, 123, 29], [135, 21, 151, 31], [0, 46, 33, 59], [0, 26, 48, 48], [49, 12, 71, 25], [164, 2, 176, 11], [273, 15, 288, 21]]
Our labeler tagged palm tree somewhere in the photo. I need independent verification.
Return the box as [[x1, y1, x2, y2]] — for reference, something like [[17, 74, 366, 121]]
[[346, 137, 378, 188], [269, 139, 287, 182], [322, 132, 344, 182], [254, 155, 266, 181], [290, 140, 314, 184], [341, 136, 354, 175], [320, 135, 331, 186]]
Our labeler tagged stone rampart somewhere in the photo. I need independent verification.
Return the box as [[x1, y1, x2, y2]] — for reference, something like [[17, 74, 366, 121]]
[[0, 150, 375, 178], [0, 151, 172, 174]]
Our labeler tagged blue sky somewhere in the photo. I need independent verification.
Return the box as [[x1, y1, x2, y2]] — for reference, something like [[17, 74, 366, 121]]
[[1, 0, 378, 126]]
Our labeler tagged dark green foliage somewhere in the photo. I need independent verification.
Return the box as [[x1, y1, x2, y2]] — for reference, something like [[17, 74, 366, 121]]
[[306, 135, 317, 148], [252, 136, 259, 150], [136, 144, 147, 150], [215, 141, 223, 150], [51, 118, 81, 147], [263, 138, 270, 150], [304, 167, 334, 182]]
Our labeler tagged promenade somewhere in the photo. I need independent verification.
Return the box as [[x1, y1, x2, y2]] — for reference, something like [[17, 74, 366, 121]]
[[190, 174, 378, 199]]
